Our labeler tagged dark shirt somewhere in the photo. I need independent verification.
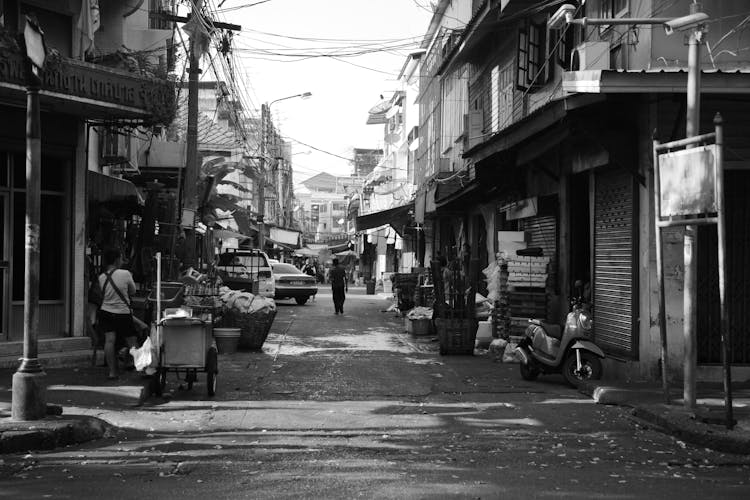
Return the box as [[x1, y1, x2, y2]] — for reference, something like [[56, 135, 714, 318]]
[[330, 266, 347, 288]]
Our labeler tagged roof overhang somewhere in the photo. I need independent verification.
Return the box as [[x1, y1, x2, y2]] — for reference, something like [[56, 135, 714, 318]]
[[563, 69, 750, 94]]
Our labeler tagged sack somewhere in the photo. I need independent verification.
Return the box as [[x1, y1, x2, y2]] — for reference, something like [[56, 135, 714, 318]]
[[88, 280, 103, 307]]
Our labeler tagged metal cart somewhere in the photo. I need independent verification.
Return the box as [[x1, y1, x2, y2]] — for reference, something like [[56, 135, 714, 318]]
[[151, 316, 218, 397]]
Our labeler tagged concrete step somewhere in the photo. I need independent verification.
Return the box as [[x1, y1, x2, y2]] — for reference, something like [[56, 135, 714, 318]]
[[0, 337, 93, 369]]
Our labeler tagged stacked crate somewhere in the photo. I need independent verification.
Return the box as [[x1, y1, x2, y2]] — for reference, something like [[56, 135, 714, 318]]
[[507, 255, 550, 336]]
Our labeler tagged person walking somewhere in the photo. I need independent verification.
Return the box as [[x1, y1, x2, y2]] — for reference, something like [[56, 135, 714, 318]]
[[98, 248, 139, 379], [330, 258, 348, 315]]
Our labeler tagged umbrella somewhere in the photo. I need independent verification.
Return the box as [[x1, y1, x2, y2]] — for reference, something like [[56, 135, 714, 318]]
[[213, 228, 250, 240], [295, 247, 320, 257]]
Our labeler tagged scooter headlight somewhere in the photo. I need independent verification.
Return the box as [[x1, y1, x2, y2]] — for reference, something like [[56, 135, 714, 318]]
[[578, 312, 592, 332]]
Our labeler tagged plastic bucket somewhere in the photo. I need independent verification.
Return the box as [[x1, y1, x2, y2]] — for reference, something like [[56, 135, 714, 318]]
[[213, 327, 241, 354]]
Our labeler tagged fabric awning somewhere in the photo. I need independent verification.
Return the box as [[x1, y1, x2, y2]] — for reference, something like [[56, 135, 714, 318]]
[[270, 227, 301, 247], [87, 170, 144, 205], [355, 202, 414, 232]]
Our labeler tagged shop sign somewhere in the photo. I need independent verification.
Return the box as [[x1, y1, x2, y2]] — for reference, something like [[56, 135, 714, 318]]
[[658, 145, 717, 217], [0, 52, 173, 113]]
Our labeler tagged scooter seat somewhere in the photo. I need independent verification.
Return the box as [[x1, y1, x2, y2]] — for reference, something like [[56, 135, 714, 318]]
[[529, 319, 562, 340], [543, 324, 562, 340]]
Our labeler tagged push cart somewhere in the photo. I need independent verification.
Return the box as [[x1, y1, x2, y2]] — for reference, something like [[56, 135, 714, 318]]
[[151, 315, 218, 397]]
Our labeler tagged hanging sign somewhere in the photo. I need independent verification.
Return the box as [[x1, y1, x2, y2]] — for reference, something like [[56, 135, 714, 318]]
[[658, 145, 717, 217]]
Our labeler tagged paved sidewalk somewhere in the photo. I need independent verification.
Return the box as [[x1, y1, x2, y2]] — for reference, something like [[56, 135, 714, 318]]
[[578, 379, 750, 455], [3, 351, 750, 455]]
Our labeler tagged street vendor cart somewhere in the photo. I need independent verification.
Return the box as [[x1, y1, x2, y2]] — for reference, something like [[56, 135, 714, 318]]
[[151, 314, 218, 397]]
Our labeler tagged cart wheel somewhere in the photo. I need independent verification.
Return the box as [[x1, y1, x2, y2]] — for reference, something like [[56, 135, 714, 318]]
[[207, 370, 217, 397], [206, 346, 218, 373]]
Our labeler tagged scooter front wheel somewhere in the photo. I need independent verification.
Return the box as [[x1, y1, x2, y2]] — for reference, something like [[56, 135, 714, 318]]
[[520, 361, 540, 381], [562, 351, 602, 387]]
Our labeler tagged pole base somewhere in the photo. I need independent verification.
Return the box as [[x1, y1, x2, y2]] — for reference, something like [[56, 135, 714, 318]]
[[11, 370, 47, 421]]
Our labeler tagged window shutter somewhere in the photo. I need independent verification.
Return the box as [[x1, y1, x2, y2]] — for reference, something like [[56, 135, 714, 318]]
[[516, 25, 529, 91]]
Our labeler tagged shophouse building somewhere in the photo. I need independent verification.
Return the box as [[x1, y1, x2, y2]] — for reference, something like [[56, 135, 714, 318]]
[[415, 0, 750, 382]]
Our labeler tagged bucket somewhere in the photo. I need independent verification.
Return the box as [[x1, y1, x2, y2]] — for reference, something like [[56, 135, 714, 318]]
[[213, 327, 241, 354]]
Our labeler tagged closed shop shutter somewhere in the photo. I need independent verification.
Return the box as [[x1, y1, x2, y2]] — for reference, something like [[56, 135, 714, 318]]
[[594, 169, 637, 358], [520, 214, 558, 292]]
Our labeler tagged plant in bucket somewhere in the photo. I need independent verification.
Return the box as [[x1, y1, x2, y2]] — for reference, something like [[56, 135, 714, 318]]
[[213, 327, 241, 354]]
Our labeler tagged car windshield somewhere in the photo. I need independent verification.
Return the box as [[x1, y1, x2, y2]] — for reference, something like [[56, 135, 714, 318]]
[[273, 263, 301, 275], [218, 253, 268, 268]]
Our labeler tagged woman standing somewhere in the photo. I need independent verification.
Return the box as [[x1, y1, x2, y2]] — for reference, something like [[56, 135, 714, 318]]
[[98, 248, 138, 379]]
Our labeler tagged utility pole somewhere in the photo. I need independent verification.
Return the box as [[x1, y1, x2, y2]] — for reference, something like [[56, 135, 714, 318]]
[[159, 4, 240, 267], [181, 0, 203, 268], [682, 1, 703, 410], [258, 103, 267, 250]]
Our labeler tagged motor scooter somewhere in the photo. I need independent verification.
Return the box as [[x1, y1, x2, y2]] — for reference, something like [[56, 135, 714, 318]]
[[514, 280, 605, 387]]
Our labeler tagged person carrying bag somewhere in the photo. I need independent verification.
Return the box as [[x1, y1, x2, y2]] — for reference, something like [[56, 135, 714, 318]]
[[97, 248, 146, 379]]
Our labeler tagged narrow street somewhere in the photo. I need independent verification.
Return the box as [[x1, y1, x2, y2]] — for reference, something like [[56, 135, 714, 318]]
[[1, 289, 749, 499]]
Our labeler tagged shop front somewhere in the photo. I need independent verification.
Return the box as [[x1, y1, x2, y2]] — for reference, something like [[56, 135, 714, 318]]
[[0, 53, 173, 367]]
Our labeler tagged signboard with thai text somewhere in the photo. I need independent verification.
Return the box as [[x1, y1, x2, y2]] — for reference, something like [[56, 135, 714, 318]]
[[658, 145, 717, 218], [0, 52, 173, 116]]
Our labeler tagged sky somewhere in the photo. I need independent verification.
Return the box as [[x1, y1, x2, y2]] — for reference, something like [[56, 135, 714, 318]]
[[208, 0, 434, 183]]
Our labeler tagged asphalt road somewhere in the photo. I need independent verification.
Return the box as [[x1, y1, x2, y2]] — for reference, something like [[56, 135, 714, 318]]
[[1, 289, 749, 499]]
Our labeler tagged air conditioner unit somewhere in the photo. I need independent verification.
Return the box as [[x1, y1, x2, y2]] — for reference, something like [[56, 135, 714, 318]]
[[570, 41, 610, 71]]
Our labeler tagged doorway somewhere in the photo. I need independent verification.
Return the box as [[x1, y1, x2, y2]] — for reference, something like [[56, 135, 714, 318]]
[[0, 191, 7, 341], [569, 172, 591, 293]]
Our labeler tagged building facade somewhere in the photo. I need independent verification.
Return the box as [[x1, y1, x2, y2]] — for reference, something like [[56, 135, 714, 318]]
[[415, 0, 750, 382], [0, 0, 174, 366]]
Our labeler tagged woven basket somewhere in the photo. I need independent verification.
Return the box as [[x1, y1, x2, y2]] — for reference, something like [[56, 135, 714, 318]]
[[435, 318, 478, 355], [221, 309, 277, 350]]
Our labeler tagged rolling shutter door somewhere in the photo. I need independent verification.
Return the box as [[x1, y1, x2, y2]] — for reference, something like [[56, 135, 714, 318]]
[[520, 215, 558, 292], [594, 169, 637, 358]]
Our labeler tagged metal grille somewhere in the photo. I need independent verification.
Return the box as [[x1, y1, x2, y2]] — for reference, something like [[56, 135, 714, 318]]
[[594, 169, 637, 358]]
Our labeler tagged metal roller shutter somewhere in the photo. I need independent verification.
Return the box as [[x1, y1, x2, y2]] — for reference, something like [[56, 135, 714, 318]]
[[520, 215, 558, 292], [594, 169, 637, 358]]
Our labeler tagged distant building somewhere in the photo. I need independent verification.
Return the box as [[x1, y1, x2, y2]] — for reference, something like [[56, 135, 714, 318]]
[[352, 148, 383, 177]]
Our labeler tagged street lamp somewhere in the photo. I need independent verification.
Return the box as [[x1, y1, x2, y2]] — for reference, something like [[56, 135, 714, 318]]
[[12, 14, 47, 421], [258, 92, 311, 249]]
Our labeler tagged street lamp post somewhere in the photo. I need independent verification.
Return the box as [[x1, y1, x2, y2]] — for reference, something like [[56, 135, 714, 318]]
[[12, 15, 47, 421], [258, 92, 311, 249]]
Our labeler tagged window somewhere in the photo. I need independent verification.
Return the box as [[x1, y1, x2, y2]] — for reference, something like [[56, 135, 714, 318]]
[[516, 20, 549, 91], [599, 0, 628, 17], [598, 0, 628, 33]]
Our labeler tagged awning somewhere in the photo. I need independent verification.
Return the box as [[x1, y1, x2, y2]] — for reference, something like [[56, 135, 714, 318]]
[[270, 227, 301, 247], [87, 170, 144, 205], [562, 68, 750, 95], [356, 202, 414, 232]]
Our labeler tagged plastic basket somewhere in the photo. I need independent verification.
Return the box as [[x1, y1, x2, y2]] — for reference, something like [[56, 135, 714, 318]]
[[221, 309, 277, 350], [435, 318, 478, 355]]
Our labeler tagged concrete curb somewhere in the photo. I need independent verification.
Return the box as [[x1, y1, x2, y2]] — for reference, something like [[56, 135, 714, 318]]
[[578, 380, 750, 455], [0, 416, 111, 454], [630, 406, 750, 455]]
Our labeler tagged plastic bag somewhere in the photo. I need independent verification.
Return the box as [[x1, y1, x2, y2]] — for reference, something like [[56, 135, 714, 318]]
[[130, 337, 156, 373]]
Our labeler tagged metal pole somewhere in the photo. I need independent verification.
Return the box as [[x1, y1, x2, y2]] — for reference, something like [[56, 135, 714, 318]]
[[713, 113, 734, 429], [652, 135, 670, 404], [11, 71, 46, 420], [258, 103, 267, 250], [682, 6, 702, 410]]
